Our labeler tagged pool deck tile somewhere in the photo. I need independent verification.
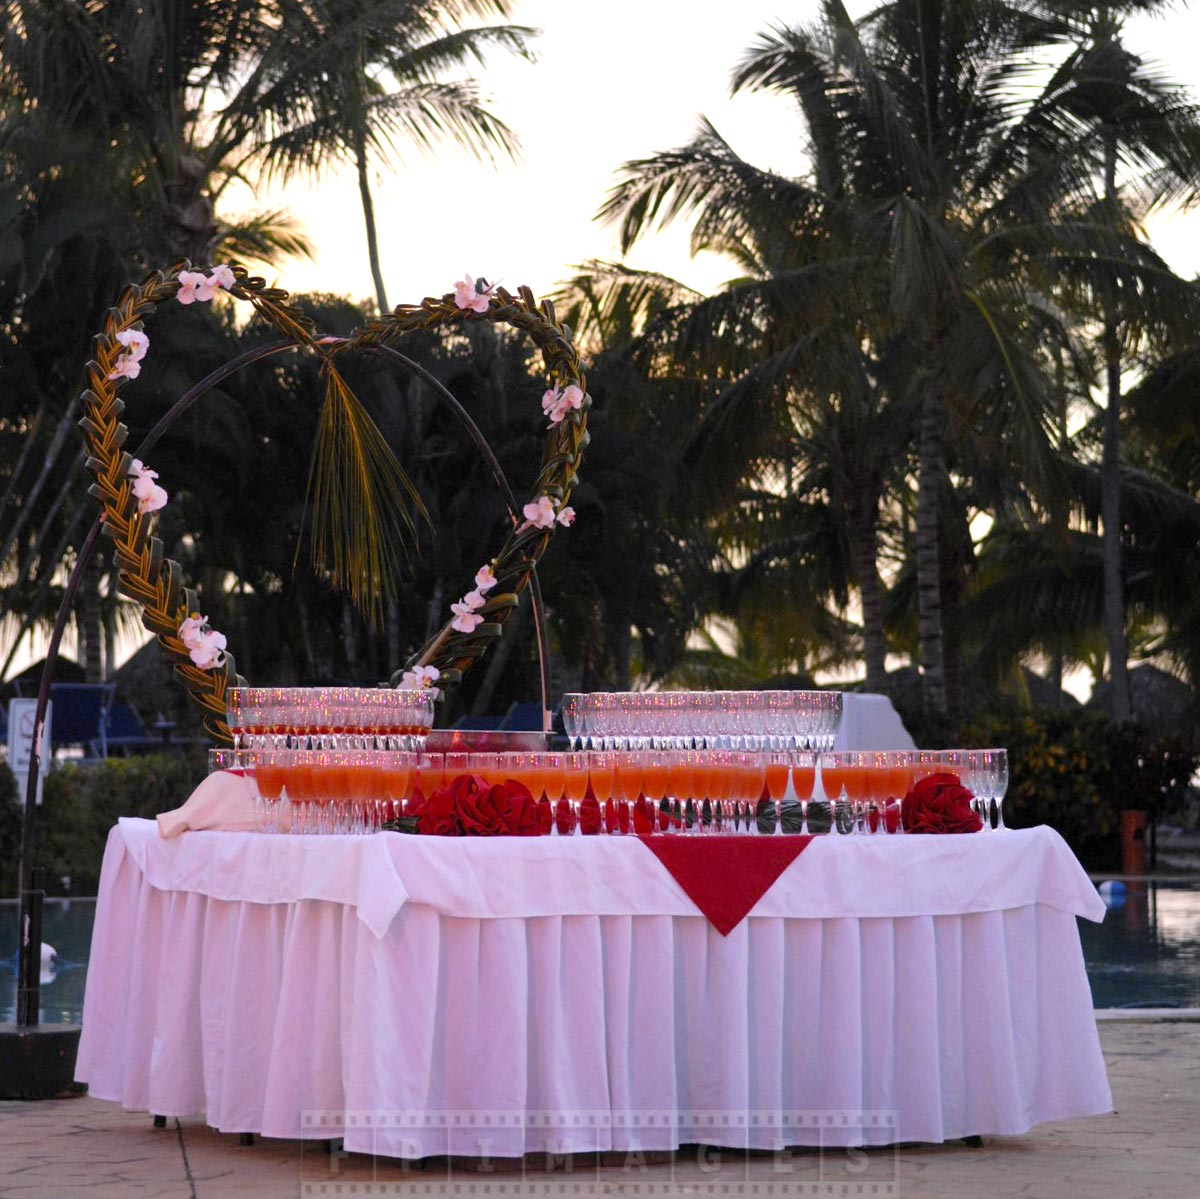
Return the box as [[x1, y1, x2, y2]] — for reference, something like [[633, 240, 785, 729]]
[[0, 1022, 1197, 1199]]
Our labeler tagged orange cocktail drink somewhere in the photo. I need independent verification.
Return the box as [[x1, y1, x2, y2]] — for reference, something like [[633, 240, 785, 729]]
[[588, 752, 616, 803], [791, 752, 817, 801], [563, 753, 590, 802], [614, 752, 644, 803], [665, 752, 691, 801], [641, 754, 668, 803]]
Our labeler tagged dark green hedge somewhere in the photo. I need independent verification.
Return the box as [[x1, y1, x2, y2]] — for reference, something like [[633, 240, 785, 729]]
[[1, 751, 207, 896], [960, 710, 1197, 871]]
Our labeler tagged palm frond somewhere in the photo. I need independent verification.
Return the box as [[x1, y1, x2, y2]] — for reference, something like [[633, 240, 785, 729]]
[[301, 363, 431, 629]]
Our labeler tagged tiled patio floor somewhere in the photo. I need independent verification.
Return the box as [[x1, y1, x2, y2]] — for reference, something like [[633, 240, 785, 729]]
[[1, 1021, 1197, 1199]]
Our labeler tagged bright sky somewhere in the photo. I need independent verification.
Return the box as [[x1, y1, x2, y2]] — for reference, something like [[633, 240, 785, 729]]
[[234, 0, 1200, 307]]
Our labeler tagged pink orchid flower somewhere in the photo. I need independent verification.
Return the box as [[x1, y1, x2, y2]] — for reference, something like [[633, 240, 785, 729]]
[[462, 588, 487, 611], [453, 273, 491, 314], [475, 564, 497, 592], [115, 329, 150, 361], [522, 496, 557, 530], [129, 460, 167, 513], [401, 664, 441, 688], [107, 355, 142, 382], [208, 264, 236, 292], [450, 607, 485, 634], [189, 628, 227, 670], [136, 482, 169, 515], [556, 505, 576, 527], [545, 383, 584, 426], [556, 386, 585, 420], [130, 470, 157, 497], [179, 614, 208, 647], [175, 270, 210, 305]]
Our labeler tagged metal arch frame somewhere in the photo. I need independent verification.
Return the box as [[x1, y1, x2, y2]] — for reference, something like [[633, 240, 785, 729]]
[[16, 334, 550, 1026]]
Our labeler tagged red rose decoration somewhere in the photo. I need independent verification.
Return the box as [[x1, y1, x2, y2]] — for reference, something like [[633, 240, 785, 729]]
[[579, 795, 602, 835], [883, 799, 901, 834], [451, 773, 506, 836], [490, 780, 540, 836], [537, 795, 553, 835], [413, 784, 460, 836], [554, 797, 576, 836], [633, 797, 652, 835], [901, 772, 982, 834], [617, 800, 630, 835], [604, 799, 617, 834]]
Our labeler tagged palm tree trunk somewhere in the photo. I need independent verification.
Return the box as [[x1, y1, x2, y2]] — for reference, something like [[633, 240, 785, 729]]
[[355, 132, 389, 315], [1100, 129, 1132, 721], [103, 580, 118, 682], [78, 552, 103, 682], [916, 373, 947, 720], [1049, 347, 1069, 708], [853, 497, 888, 693]]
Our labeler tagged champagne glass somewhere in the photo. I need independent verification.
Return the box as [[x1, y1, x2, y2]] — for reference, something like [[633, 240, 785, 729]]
[[253, 749, 285, 833], [641, 750, 668, 807], [562, 694, 584, 751], [982, 748, 1009, 830], [382, 751, 415, 826], [588, 751, 616, 808]]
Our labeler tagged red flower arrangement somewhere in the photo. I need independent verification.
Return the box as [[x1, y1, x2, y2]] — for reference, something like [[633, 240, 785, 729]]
[[410, 773, 541, 836], [901, 772, 982, 834]]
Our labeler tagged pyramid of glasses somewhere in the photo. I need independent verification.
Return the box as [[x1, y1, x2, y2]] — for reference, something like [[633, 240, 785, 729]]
[[560, 690, 844, 751], [226, 686, 436, 751]]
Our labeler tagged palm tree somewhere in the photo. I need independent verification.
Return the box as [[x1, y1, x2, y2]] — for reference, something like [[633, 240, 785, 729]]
[[1025, 2, 1200, 719], [0, 2, 533, 677], [251, 1, 534, 316], [598, 0, 1081, 721]]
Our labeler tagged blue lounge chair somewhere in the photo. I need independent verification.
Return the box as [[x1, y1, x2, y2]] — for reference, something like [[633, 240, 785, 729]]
[[12, 682, 116, 759]]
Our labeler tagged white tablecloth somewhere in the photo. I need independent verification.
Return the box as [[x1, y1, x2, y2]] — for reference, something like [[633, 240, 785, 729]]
[[76, 820, 1111, 1156]]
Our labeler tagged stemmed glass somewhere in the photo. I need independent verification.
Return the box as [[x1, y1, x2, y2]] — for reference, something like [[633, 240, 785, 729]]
[[255, 748, 286, 833], [562, 694, 584, 750], [980, 748, 1009, 830]]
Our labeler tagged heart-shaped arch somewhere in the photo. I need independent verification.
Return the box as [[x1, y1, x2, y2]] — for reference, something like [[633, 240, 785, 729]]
[[76, 263, 590, 742]]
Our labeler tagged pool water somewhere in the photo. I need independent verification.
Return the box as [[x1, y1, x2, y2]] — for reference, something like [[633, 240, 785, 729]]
[[1080, 879, 1200, 1009], [0, 898, 95, 1024], [2, 883, 1197, 1019]]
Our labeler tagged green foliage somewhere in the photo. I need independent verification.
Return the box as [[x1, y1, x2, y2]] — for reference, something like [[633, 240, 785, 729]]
[[961, 710, 1198, 870], [0, 752, 207, 898]]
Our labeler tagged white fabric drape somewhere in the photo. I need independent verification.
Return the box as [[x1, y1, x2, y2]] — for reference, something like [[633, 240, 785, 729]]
[[77, 822, 1111, 1155]]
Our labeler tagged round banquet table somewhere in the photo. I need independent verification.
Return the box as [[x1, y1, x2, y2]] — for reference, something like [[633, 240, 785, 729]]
[[75, 819, 1111, 1158]]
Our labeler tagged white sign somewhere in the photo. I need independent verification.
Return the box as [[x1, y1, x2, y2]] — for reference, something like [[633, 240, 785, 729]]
[[7, 698, 52, 805]]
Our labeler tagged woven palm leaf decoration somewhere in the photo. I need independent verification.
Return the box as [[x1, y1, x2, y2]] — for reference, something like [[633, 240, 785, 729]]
[[77, 263, 589, 743]]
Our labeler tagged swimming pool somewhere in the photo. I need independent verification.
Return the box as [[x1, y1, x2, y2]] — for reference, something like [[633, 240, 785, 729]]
[[3, 882, 1198, 1019], [1081, 879, 1200, 1009], [0, 898, 95, 1024]]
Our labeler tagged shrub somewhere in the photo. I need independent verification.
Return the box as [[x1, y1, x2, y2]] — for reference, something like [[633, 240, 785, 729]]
[[960, 710, 1197, 871], [1, 750, 207, 897]]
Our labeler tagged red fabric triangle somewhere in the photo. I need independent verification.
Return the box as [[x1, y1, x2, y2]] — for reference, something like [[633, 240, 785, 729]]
[[636, 835, 813, 935]]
